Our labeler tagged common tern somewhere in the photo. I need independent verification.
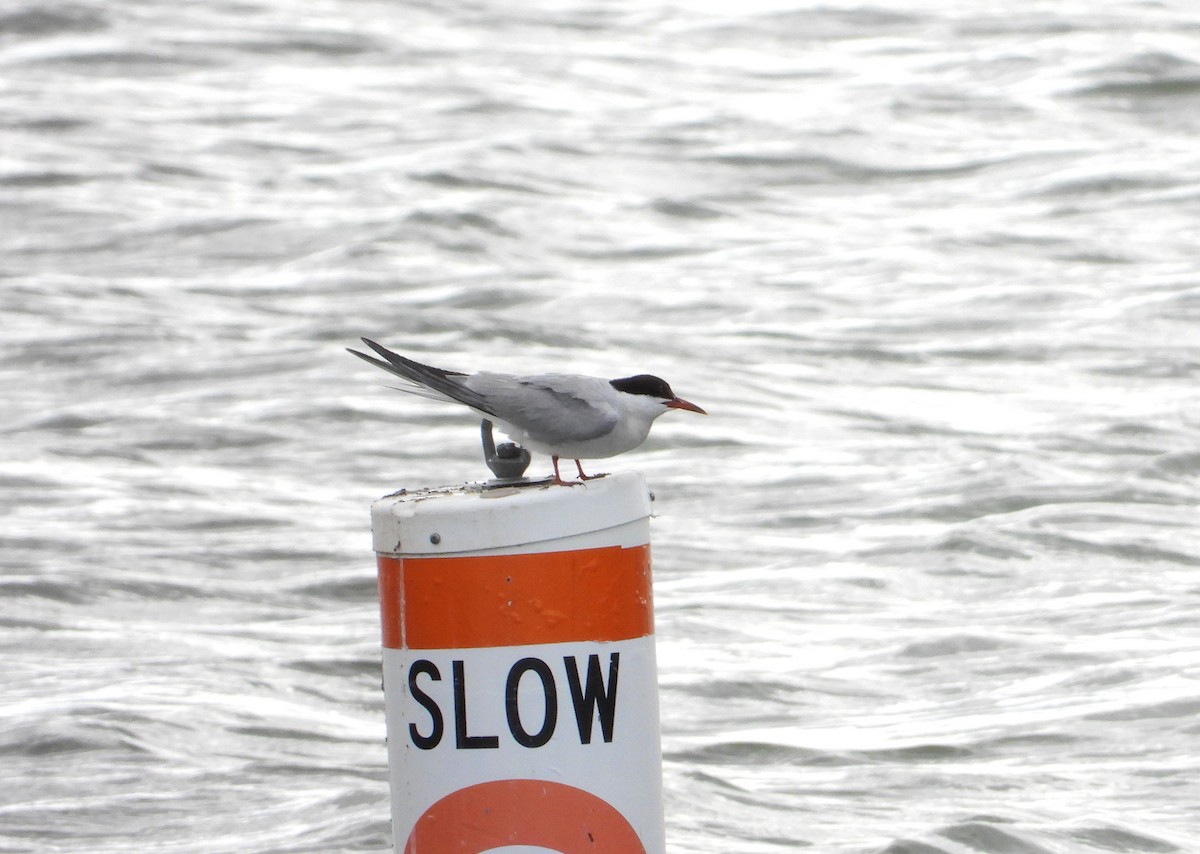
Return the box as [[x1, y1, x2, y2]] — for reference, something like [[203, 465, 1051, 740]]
[[348, 338, 706, 484]]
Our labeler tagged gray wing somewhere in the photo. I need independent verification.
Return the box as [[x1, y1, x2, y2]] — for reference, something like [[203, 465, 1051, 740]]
[[464, 373, 619, 443], [347, 338, 499, 417]]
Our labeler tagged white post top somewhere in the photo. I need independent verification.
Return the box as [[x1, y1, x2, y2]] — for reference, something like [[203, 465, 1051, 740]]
[[370, 471, 653, 558]]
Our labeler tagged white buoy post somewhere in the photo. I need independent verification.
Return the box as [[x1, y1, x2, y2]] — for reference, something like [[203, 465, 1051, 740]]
[[371, 471, 666, 853]]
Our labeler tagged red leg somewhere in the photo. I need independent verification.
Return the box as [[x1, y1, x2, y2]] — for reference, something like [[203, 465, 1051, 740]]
[[575, 459, 598, 480], [551, 456, 573, 486]]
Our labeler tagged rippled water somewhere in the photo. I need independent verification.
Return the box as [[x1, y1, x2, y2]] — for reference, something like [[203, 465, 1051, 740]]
[[3, 1, 1199, 852]]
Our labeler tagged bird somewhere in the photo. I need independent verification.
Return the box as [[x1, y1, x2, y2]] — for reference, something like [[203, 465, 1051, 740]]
[[347, 338, 706, 485]]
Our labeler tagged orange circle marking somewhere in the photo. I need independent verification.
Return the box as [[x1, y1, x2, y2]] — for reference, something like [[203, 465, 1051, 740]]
[[405, 779, 646, 853]]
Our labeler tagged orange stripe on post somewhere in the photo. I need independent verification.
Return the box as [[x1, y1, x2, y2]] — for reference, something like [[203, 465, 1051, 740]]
[[377, 544, 653, 649]]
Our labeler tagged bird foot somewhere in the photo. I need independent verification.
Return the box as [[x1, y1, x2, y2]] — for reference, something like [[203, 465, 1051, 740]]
[[573, 460, 608, 481], [552, 473, 607, 486], [551, 458, 607, 486]]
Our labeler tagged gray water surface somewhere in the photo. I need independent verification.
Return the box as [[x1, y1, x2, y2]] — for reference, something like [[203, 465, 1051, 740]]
[[2, 1, 1199, 851]]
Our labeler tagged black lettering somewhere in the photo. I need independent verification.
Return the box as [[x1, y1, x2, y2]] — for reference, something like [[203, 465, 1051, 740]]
[[564, 653, 619, 744], [505, 658, 558, 748], [407, 660, 443, 750], [452, 660, 499, 749]]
